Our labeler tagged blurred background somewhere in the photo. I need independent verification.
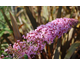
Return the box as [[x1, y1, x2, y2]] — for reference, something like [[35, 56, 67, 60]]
[[0, 6, 80, 59]]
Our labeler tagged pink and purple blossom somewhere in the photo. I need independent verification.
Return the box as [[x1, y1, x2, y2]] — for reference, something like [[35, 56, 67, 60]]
[[5, 18, 78, 58]]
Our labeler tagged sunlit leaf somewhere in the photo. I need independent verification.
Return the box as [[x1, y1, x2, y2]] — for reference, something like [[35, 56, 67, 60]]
[[42, 6, 49, 21], [77, 23, 80, 28]]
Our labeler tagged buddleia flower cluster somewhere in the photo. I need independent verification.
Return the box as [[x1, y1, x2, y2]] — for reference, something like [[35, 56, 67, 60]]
[[5, 18, 78, 59]]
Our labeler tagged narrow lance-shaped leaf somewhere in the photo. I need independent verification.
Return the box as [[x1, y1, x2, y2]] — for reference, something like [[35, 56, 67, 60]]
[[0, 37, 1, 55], [3, 57, 11, 59], [41, 49, 47, 59], [24, 6, 37, 29], [57, 6, 62, 18], [68, 28, 74, 41], [70, 7, 75, 18], [1, 9, 13, 31], [2, 34, 13, 46], [61, 28, 75, 59], [9, 11, 22, 41], [64, 42, 80, 59], [46, 43, 53, 59], [42, 6, 49, 23], [47, 45, 52, 59], [37, 6, 42, 24], [49, 6, 54, 20], [66, 28, 75, 50], [54, 38, 62, 59], [0, 30, 5, 37], [28, 6, 35, 18]]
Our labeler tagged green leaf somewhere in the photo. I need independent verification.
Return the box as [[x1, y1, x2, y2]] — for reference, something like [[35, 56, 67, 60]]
[[4, 27, 13, 33], [2, 42, 8, 44], [1, 10, 13, 31], [3, 57, 11, 59], [24, 54, 28, 59], [64, 43, 80, 59], [0, 30, 5, 37], [0, 6, 4, 9], [0, 51, 4, 55], [0, 27, 12, 37]]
